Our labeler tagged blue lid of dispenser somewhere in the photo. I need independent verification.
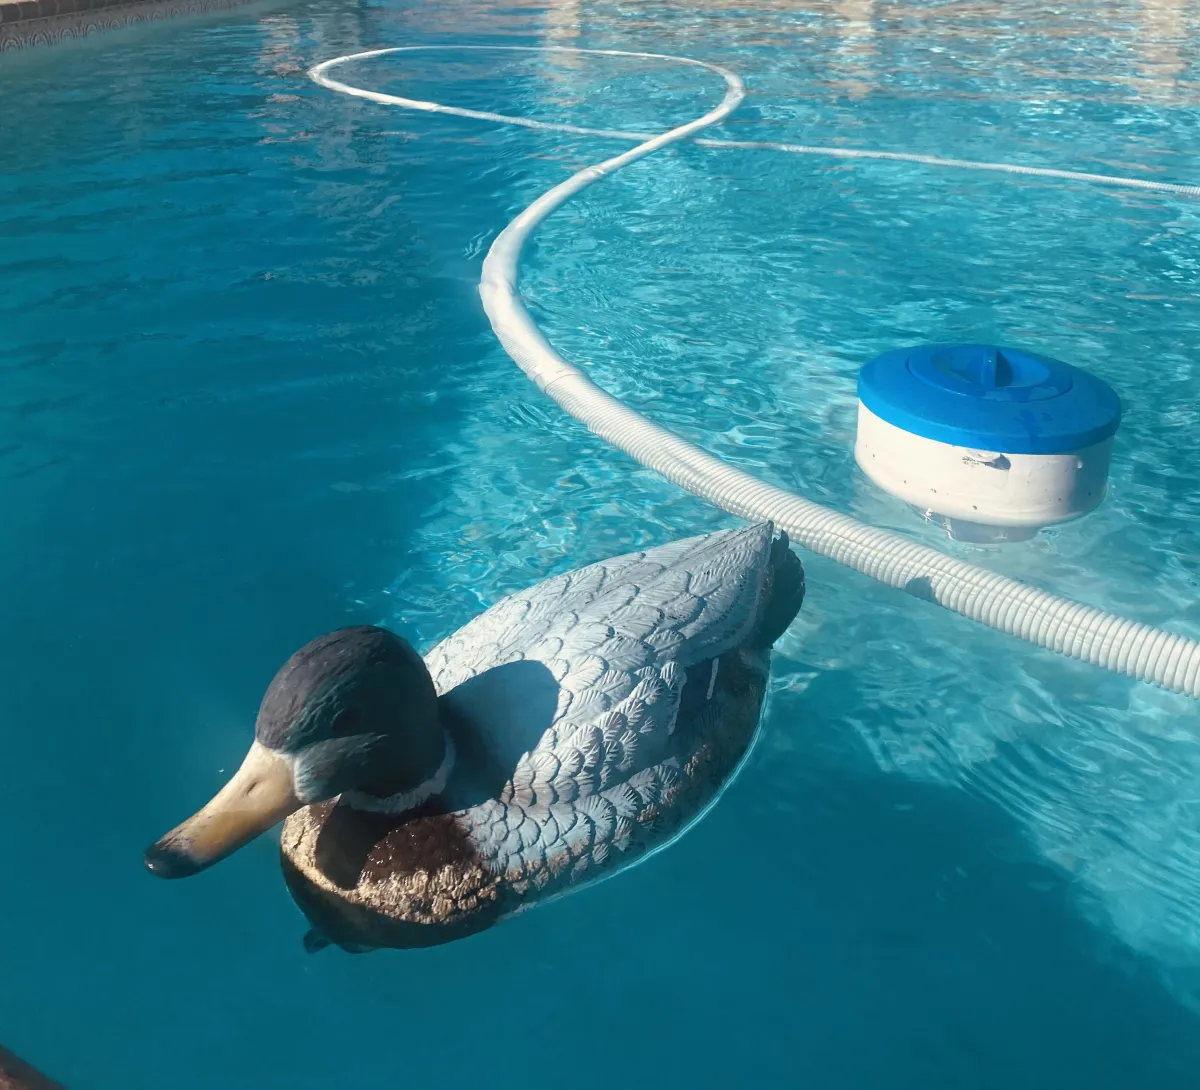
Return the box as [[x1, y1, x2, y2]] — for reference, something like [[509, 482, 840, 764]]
[[857, 343, 1121, 454]]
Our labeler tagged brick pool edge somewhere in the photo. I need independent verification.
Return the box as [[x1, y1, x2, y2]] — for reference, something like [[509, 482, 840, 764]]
[[0, 0, 254, 51]]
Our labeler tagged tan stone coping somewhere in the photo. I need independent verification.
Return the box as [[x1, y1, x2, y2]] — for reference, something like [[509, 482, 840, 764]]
[[0, 0, 252, 51]]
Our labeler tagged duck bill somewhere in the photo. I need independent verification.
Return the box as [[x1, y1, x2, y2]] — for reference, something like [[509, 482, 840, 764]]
[[144, 741, 302, 879]]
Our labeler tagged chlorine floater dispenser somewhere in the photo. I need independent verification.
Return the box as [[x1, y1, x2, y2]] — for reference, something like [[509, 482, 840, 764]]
[[855, 344, 1122, 542]]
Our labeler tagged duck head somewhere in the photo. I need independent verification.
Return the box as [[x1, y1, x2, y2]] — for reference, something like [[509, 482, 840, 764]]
[[144, 625, 444, 879]]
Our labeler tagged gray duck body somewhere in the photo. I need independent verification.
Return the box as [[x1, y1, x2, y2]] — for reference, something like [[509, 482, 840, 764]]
[[282, 521, 804, 950]]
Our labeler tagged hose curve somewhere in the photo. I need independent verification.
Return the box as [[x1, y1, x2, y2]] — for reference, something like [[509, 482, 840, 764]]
[[310, 45, 1200, 698]]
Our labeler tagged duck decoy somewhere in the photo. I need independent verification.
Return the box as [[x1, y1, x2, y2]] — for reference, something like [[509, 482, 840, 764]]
[[145, 522, 804, 950]]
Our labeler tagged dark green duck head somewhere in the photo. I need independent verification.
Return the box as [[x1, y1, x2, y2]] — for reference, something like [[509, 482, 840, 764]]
[[144, 625, 446, 879]]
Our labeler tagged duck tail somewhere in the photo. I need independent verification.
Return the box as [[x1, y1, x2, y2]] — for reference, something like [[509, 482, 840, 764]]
[[749, 530, 805, 650]]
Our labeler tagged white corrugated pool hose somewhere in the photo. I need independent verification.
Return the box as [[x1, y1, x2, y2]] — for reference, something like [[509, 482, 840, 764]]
[[309, 45, 1200, 699]]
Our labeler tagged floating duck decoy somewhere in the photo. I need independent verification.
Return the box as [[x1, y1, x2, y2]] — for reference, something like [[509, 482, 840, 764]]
[[145, 522, 804, 950]]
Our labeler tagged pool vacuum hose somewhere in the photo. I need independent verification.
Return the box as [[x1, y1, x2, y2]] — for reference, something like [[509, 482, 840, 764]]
[[310, 45, 1200, 699]]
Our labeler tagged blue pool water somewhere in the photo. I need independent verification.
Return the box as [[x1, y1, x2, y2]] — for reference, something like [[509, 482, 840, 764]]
[[2, 0, 1200, 1085]]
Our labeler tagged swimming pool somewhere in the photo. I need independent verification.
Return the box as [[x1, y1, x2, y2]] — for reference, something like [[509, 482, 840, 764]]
[[2, 0, 1200, 1085]]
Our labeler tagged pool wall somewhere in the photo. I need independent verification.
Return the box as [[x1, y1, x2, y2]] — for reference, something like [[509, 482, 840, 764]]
[[0, 0, 251, 51]]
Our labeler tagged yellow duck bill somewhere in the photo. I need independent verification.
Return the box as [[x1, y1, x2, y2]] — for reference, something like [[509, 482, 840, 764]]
[[144, 742, 302, 879]]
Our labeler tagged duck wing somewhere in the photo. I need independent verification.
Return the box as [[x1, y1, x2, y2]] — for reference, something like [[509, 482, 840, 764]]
[[426, 521, 780, 802]]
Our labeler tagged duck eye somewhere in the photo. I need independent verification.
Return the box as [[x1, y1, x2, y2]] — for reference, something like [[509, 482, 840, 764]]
[[331, 707, 361, 735]]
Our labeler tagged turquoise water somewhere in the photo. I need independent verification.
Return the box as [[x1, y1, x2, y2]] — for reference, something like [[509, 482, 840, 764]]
[[2, 0, 1200, 1085]]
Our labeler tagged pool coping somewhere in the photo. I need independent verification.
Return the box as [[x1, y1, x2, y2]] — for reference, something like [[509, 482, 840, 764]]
[[0, 0, 252, 51]]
